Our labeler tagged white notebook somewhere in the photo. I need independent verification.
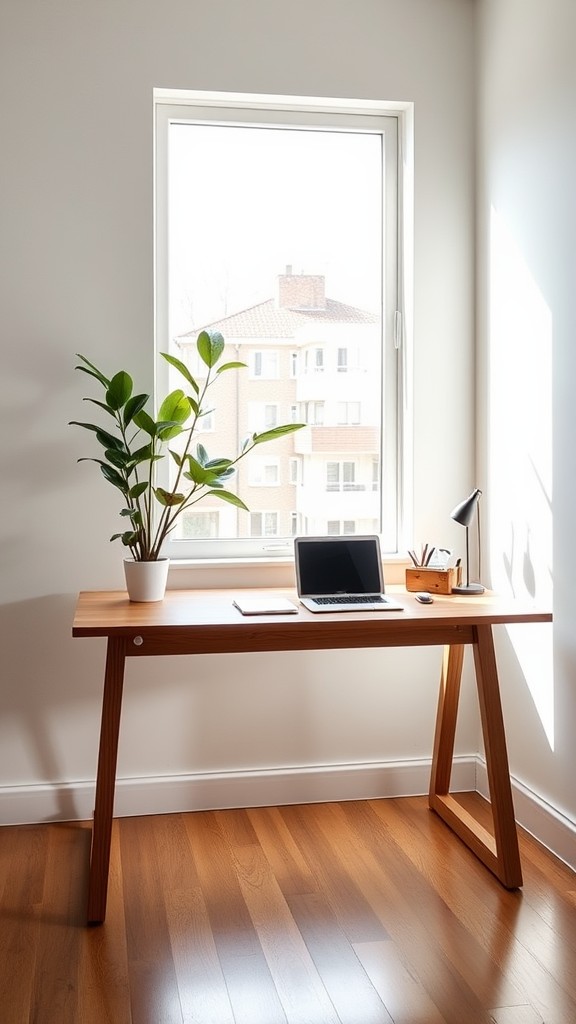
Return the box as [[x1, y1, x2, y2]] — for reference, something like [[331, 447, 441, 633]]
[[233, 596, 298, 616]]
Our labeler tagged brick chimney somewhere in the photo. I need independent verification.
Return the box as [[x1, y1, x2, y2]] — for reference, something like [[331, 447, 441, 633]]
[[277, 266, 326, 310]]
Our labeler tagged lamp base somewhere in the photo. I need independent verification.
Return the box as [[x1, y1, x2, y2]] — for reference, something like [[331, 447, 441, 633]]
[[451, 582, 485, 595]]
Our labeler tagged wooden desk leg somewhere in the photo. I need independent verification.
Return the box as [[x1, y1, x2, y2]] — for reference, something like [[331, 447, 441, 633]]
[[429, 630, 522, 889], [87, 637, 127, 925]]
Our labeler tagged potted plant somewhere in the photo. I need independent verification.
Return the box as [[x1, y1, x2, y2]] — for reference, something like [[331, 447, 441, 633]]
[[71, 329, 305, 600]]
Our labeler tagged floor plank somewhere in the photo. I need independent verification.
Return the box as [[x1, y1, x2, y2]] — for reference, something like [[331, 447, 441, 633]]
[[0, 796, 574, 1024]]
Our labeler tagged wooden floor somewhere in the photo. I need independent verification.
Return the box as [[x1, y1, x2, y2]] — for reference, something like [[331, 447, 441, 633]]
[[1, 795, 575, 1024]]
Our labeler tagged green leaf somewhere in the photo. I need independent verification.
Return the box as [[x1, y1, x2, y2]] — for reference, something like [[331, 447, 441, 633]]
[[129, 481, 149, 499], [184, 456, 208, 484], [95, 429, 125, 451], [154, 487, 186, 507], [104, 447, 131, 469], [106, 371, 133, 411], [131, 443, 153, 463], [160, 352, 199, 393], [99, 463, 128, 491], [124, 393, 149, 426], [132, 409, 157, 436], [83, 398, 116, 418], [197, 329, 225, 368], [157, 421, 184, 441], [216, 361, 247, 374], [206, 489, 249, 511], [204, 458, 233, 471], [195, 443, 208, 466], [169, 449, 183, 467], [251, 423, 307, 445], [158, 389, 191, 425], [69, 421, 125, 451], [110, 530, 139, 546], [75, 354, 110, 388]]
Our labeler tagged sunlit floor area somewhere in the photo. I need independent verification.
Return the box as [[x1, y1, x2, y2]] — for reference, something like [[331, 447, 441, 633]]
[[1, 795, 575, 1024]]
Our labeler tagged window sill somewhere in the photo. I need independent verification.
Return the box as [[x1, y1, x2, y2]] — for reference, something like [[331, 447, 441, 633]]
[[167, 553, 408, 591]]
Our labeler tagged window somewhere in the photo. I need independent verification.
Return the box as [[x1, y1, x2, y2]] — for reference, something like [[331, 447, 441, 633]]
[[181, 509, 219, 538], [290, 458, 300, 485], [249, 459, 280, 486], [336, 402, 361, 425], [304, 401, 324, 426], [326, 461, 366, 492], [327, 520, 356, 535], [155, 90, 402, 559], [250, 512, 279, 537], [251, 350, 279, 379]]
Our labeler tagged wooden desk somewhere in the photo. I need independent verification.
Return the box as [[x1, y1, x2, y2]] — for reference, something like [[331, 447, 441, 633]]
[[73, 587, 551, 924]]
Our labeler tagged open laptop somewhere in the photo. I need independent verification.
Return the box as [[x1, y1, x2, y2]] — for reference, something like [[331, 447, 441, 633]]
[[294, 535, 403, 613]]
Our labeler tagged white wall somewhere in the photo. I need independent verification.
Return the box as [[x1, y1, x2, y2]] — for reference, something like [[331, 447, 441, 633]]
[[476, 0, 576, 845], [0, 0, 479, 823]]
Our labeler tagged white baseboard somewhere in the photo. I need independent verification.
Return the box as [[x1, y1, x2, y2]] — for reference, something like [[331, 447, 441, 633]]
[[3, 757, 574, 875], [0, 755, 476, 826], [476, 760, 576, 873]]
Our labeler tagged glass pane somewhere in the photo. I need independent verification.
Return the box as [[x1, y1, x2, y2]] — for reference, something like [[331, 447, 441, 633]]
[[166, 120, 384, 543]]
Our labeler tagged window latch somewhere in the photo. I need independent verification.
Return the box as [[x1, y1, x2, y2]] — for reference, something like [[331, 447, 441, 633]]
[[393, 310, 402, 350]]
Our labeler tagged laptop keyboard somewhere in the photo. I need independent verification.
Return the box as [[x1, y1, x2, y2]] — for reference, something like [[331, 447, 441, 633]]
[[313, 595, 388, 605]]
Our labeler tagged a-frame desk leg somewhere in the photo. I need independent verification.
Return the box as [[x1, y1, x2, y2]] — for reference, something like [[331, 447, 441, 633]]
[[429, 626, 522, 889], [87, 636, 127, 924]]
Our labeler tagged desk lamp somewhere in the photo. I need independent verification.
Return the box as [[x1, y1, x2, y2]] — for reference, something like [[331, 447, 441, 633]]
[[450, 488, 485, 594]]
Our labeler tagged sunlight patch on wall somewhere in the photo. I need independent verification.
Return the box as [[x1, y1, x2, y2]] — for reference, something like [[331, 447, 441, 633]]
[[488, 206, 554, 748]]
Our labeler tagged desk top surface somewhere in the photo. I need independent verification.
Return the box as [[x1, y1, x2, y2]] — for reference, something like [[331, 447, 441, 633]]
[[73, 587, 552, 640]]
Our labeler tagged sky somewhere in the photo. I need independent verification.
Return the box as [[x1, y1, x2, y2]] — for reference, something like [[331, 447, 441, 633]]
[[168, 121, 384, 335]]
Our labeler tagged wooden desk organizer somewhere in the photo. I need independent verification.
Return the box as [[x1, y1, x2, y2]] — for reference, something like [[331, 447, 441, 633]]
[[405, 566, 461, 595]]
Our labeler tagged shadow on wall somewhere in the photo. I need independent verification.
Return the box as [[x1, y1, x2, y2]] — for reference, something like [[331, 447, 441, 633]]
[[0, 594, 106, 823]]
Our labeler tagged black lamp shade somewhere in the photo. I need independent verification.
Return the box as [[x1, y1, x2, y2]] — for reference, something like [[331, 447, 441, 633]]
[[450, 487, 482, 527]]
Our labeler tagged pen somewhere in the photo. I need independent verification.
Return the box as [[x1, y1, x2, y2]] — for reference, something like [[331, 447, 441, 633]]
[[424, 546, 435, 566]]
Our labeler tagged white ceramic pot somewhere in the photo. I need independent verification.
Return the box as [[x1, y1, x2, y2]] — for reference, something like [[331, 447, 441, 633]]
[[123, 558, 170, 602]]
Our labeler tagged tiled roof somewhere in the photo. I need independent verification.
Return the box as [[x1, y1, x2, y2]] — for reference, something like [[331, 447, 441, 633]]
[[179, 297, 378, 340]]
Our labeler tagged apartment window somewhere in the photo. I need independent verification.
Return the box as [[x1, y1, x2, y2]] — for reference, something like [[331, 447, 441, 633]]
[[290, 458, 300, 485], [249, 459, 280, 486], [181, 509, 219, 538], [304, 401, 324, 426], [250, 511, 278, 537], [336, 402, 361, 425], [251, 350, 279, 379], [155, 90, 401, 559], [327, 520, 356, 535], [326, 461, 362, 492], [305, 348, 324, 373]]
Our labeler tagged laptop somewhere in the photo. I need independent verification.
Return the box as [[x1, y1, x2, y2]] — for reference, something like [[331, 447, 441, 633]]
[[294, 535, 403, 613]]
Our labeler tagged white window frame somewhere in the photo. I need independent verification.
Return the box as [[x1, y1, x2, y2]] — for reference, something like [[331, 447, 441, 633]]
[[154, 89, 407, 561]]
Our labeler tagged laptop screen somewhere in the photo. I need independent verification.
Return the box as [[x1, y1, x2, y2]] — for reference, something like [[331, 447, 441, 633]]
[[295, 536, 384, 596]]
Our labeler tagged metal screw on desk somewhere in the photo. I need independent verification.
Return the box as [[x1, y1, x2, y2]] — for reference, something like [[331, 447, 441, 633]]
[[133, 635, 144, 646]]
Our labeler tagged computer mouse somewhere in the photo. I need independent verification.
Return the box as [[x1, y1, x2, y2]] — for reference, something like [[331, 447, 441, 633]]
[[415, 592, 434, 604]]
